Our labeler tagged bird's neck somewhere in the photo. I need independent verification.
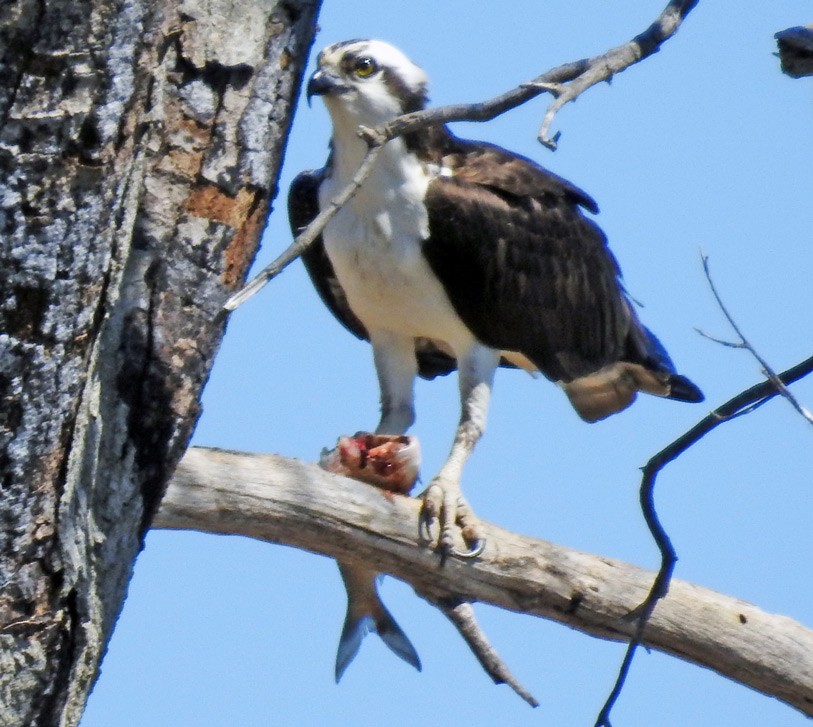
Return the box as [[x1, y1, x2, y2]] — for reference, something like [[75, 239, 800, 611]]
[[328, 123, 455, 187], [328, 131, 416, 195]]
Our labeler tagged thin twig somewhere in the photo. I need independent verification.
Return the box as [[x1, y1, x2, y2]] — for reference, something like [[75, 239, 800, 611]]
[[382, 0, 699, 150], [596, 353, 813, 722], [224, 0, 700, 310], [223, 143, 385, 310], [694, 327, 745, 349], [381, 60, 589, 149], [701, 254, 813, 425], [436, 599, 539, 708]]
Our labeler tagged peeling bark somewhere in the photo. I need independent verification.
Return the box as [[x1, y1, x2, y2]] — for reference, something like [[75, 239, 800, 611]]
[[0, 1, 321, 724]]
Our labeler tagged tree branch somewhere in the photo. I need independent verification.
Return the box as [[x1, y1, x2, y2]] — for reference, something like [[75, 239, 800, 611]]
[[154, 446, 813, 718], [224, 0, 700, 311], [596, 353, 813, 722], [223, 143, 385, 310], [700, 255, 813, 425], [437, 599, 539, 708], [632, 353, 813, 613], [382, 0, 699, 149]]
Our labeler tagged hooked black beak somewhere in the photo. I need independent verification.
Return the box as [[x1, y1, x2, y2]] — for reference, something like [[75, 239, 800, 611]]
[[306, 69, 349, 106]]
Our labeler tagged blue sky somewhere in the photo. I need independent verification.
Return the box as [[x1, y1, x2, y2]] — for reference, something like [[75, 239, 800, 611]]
[[81, 2, 812, 725]]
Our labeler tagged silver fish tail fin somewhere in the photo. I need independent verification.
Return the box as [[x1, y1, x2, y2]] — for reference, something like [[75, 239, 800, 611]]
[[335, 564, 421, 682]]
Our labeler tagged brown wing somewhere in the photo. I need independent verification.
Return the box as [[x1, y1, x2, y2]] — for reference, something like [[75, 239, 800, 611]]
[[422, 140, 632, 384], [289, 170, 368, 341]]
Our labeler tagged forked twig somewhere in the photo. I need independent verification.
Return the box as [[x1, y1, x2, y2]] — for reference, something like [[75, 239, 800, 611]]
[[534, 0, 700, 148], [701, 254, 813, 426]]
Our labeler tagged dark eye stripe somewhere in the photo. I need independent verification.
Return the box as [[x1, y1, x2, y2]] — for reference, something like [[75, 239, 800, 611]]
[[334, 48, 428, 113]]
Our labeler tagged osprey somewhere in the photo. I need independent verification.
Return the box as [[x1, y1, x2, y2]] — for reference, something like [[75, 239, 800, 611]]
[[290, 39, 703, 679]]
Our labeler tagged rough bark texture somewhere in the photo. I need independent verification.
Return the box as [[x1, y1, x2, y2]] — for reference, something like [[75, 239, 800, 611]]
[[156, 447, 813, 719], [0, 1, 320, 724]]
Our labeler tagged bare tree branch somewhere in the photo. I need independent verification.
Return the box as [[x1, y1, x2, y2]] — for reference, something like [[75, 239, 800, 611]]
[[701, 255, 813, 425], [524, 0, 700, 147], [382, 0, 699, 148], [224, 144, 385, 310], [225, 0, 700, 312], [596, 354, 813, 722], [154, 446, 813, 718], [437, 599, 539, 708]]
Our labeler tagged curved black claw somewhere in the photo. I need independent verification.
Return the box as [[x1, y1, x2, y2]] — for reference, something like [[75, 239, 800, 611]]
[[418, 501, 437, 545]]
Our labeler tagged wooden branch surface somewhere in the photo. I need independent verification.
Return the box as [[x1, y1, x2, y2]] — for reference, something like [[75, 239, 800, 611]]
[[384, 0, 699, 148], [155, 446, 813, 718]]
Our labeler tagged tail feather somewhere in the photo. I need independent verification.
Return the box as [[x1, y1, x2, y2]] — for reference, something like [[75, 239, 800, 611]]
[[666, 372, 704, 403], [635, 325, 704, 404], [563, 321, 704, 422]]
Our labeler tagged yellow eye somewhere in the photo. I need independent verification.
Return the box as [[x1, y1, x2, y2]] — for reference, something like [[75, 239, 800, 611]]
[[353, 56, 378, 78]]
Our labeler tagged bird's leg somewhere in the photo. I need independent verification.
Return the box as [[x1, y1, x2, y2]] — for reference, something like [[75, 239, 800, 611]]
[[371, 331, 418, 436], [321, 333, 418, 487], [422, 345, 499, 558]]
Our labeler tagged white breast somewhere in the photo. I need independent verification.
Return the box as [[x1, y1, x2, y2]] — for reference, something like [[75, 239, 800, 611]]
[[319, 139, 475, 354]]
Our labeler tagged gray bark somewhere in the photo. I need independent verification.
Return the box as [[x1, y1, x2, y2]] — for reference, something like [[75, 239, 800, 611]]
[[157, 447, 813, 719], [0, 1, 320, 724]]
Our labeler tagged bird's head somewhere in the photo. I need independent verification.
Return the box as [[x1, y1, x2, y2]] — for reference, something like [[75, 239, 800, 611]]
[[307, 40, 429, 128]]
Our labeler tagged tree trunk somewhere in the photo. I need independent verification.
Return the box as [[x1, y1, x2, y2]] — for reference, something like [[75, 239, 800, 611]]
[[0, 1, 320, 724]]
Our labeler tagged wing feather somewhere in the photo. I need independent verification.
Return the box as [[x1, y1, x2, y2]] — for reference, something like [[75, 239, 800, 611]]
[[422, 142, 633, 384], [289, 169, 369, 341]]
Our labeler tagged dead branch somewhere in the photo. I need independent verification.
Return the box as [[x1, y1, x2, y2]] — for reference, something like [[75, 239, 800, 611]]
[[596, 353, 813, 723], [437, 599, 539, 708], [386, 0, 699, 148], [224, 144, 385, 310], [224, 0, 699, 312], [700, 255, 813, 425], [635, 355, 813, 607], [155, 446, 813, 718]]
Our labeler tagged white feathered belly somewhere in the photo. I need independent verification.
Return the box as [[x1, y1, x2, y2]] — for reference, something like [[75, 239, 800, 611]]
[[325, 211, 471, 344], [320, 167, 475, 352]]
